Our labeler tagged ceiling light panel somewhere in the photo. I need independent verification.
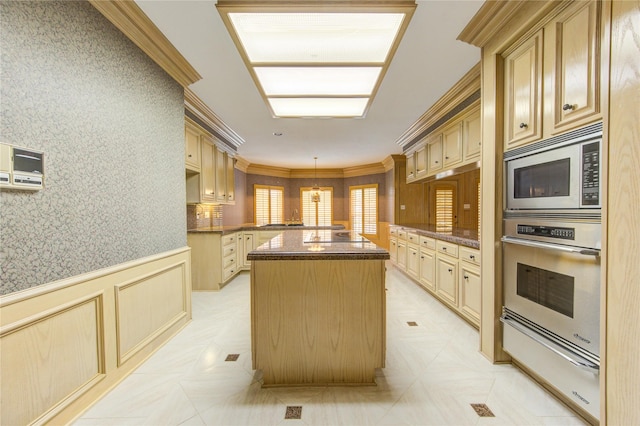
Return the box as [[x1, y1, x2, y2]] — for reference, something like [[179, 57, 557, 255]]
[[254, 67, 382, 96], [268, 98, 369, 118], [217, 1, 416, 118], [228, 13, 405, 63]]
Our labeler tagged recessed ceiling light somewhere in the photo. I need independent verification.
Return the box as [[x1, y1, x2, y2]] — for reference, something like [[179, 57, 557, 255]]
[[273, 131, 283, 136], [216, 1, 416, 119]]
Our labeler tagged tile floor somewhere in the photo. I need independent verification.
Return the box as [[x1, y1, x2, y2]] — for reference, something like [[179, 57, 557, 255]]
[[75, 263, 587, 425]]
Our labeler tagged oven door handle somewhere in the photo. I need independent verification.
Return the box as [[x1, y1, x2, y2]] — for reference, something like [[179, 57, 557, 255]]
[[500, 314, 600, 373], [501, 236, 600, 256]]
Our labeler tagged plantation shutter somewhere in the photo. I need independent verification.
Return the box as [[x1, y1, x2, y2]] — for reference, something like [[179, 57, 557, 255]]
[[254, 185, 283, 225], [301, 188, 332, 226], [435, 186, 454, 232], [350, 184, 377, 235]]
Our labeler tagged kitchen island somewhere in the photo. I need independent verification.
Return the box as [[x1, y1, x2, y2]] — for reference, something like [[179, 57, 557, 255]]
[[247, 229, 389, 387]]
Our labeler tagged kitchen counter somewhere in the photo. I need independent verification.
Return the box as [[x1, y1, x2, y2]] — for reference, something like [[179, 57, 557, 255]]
[[247, 229, 389, 261], [187, 223, 344, 235], [249, 229, 387, 386], [394, 223, 479, 249]]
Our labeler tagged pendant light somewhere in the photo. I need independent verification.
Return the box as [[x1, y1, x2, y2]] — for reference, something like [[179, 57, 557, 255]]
[[312, 157, 321, 203]]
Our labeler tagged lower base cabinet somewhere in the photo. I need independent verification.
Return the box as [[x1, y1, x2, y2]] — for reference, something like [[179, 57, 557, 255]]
[[390, 226, 480, 328]]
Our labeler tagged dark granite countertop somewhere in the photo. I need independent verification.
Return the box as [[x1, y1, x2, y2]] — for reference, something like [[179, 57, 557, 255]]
[[247, 229, 389, 261], [393, 224, 479, 249], [187, 224, 344, 235]]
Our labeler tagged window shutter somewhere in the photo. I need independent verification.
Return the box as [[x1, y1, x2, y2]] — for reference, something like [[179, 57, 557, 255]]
[[435, 187, 454, 232], [363, 186, 377, 234], [255, 187, 269, 225], [254, 185, 283, 225], [350, 184, 377, 235], [302, 188, 332, 226]]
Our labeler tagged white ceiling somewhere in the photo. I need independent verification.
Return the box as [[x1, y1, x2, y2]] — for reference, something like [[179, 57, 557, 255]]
[[135, 1, 482, 169]]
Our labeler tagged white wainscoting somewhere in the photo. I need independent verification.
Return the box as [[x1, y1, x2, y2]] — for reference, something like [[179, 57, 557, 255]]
[[0, 247, 192, 426]]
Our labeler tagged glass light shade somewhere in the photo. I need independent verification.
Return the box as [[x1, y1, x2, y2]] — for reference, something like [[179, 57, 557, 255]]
[[254, 67, 381, 96], [268, 98, 369, 117], [228, 12, 405, 63]]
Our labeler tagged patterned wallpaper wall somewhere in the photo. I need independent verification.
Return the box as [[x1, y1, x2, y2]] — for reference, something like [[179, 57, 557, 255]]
[[0, 1, 186, 295]]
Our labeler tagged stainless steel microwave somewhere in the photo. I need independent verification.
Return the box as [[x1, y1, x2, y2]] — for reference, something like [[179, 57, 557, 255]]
[[505, 123, 602, 212]]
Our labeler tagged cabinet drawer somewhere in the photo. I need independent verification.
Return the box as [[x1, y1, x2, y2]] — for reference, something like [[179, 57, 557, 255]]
[[223, 244, 237, 258], [397, 230, 407, 240], [436, 241, 459, 258], [222, 233, 237, 246], [460, 247, 480, 266], [223, 253, 237, 269], [407, 232, 419, 244], [419, 236, 436, 250], [223, 263, 238, 281], [390, 227, 398, 237]]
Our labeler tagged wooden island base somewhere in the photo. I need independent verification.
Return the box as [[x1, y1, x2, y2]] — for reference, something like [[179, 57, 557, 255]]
[[251, 258, 386, 387]]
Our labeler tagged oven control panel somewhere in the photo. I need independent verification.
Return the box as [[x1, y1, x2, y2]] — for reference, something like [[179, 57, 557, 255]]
[[581, 141, 600, 206], [517, 224, 575, 240]]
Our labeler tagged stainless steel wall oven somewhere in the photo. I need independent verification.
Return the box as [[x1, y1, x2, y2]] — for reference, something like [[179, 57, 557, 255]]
[[501, 123, 602, 420]]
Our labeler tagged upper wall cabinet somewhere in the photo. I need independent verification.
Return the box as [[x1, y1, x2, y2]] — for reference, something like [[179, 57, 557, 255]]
[[503, 0, 603, 152], [185, 118, 236, 205], [545, 0, 601, 133], [185, 122, 202, 172], [504, 30, 543, 150], [463, 108, 481, 160], [442, 122, 463, 168]]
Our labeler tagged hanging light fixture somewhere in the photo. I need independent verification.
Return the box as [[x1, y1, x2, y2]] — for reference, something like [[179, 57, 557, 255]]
[[312, 157, 320, 203]]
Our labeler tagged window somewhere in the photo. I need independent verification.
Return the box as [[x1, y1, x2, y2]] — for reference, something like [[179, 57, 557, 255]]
[[433, 184, 456, 232], [254, 185, 284, 225], [350, 184, 378, 236], [301, 187, 333, 226]]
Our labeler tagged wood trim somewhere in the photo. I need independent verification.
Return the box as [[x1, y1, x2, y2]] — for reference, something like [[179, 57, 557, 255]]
[[185, 88, 245, 151], [290, 168, 344, 179], [0, 247, 192, 425], [382, 155, 396, 172], [395, 63, 481, 149], [246, 162, 386, 178], [246, 163, 293, 178], [88, 0, 201, 87], [234, 156, 250, 173], [343, 163, 386, 177]]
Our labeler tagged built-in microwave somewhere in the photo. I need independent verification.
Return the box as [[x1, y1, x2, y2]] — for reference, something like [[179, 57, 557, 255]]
[[505, 123, 602, 212]]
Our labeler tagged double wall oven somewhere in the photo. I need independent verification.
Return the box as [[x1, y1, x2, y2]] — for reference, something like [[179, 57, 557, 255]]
[[501, 123, 602, 419]]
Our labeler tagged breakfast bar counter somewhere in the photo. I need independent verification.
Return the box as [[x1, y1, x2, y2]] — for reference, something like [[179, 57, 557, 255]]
[[247, 230, 389, 387]]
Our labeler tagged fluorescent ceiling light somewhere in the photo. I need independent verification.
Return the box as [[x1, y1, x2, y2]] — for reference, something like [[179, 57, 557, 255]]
[[254, 67, 382, 96], [268, 98, 369, 118], [217, 1, 416, 118]]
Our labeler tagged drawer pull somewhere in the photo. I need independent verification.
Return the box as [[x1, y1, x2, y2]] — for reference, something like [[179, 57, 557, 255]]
[[519, 122, 528, 129], [447, 268, 453, 273], [463, 275, 469, 280], [442, 247, 447, 251], [469, 255, 475, 260], [562, 103, 575, 111]]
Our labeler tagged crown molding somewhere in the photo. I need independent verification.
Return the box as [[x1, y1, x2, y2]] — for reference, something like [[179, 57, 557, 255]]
[[184, 88, 245, 151], [234, 156, 250, 173], [395, 62, 480, 149], [245, 162, 386, 178], [246, 164, 292, 178], [343, 163, 386, 178], [457, 0, 564, 48], [89, 0, 201, 87], [382, 155, 396, 172]]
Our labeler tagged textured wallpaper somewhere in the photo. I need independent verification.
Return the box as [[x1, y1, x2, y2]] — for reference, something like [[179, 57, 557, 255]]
[[0, 1, 186, 295]]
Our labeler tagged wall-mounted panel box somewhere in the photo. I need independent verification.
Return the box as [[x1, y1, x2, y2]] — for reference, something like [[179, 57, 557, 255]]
[[0, 143, 44, 190]]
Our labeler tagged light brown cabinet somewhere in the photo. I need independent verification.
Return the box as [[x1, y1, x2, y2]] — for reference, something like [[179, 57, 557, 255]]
[[504, 30, 543, 150], [462, 108, 481, 160], [546, 0, 601, 133], [443, 122, 463, 167], [419, 247, 436, 292], [185, 120, 236, 205], [436, 253, 458, 307], [427, 133, 443, 174], [185, 122, 201, 172], [188, 231, 240, 291], [504, 0, 603, 152], [414, 146, 428, 179], [405, 151, 416, 182], [459, 246, 481, 325], [407, 243, 420, 279]]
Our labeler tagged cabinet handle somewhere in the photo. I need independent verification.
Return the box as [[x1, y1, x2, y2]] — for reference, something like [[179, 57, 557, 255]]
[[445, 156, 449, 159], [519, 122, 528, 129], [188, 154, 192, 157], [448, 268, 453, 273], [464, 275, 469, 280], [421, 256, 425, 259], [435, 160, 439, 164], [469, 255, 475, 260], [563, 103, 575, 111], [442, 247, 447, 251]]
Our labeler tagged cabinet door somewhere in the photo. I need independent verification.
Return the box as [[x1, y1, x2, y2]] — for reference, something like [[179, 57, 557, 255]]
[[185, 123, 201, 171], [407, 244, 419, 278], [225, 153, 235, 202], [463, 109, 481, 160], [428, 134, 443, 173], [389, 237, 398, 263], [415, 146, 428, 179], [548, 0, 601, 132], [405, 152, 415, 182], [504, 30, 543, 150], [243, 232, 255, 268], [419, 249, 435, 292], [397, 241, 407, 269], [200, 138, 216, 203], [436, 255, 458, 307], [460, 264, 481, 326], [215, 146, 226, 203], [443, 122, 463, 167]]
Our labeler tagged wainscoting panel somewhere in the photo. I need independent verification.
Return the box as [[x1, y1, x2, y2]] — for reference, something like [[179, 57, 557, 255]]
[[115, 262, 188, 365], [0, 247, 191, 425], [0, 295, 105, 426]]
